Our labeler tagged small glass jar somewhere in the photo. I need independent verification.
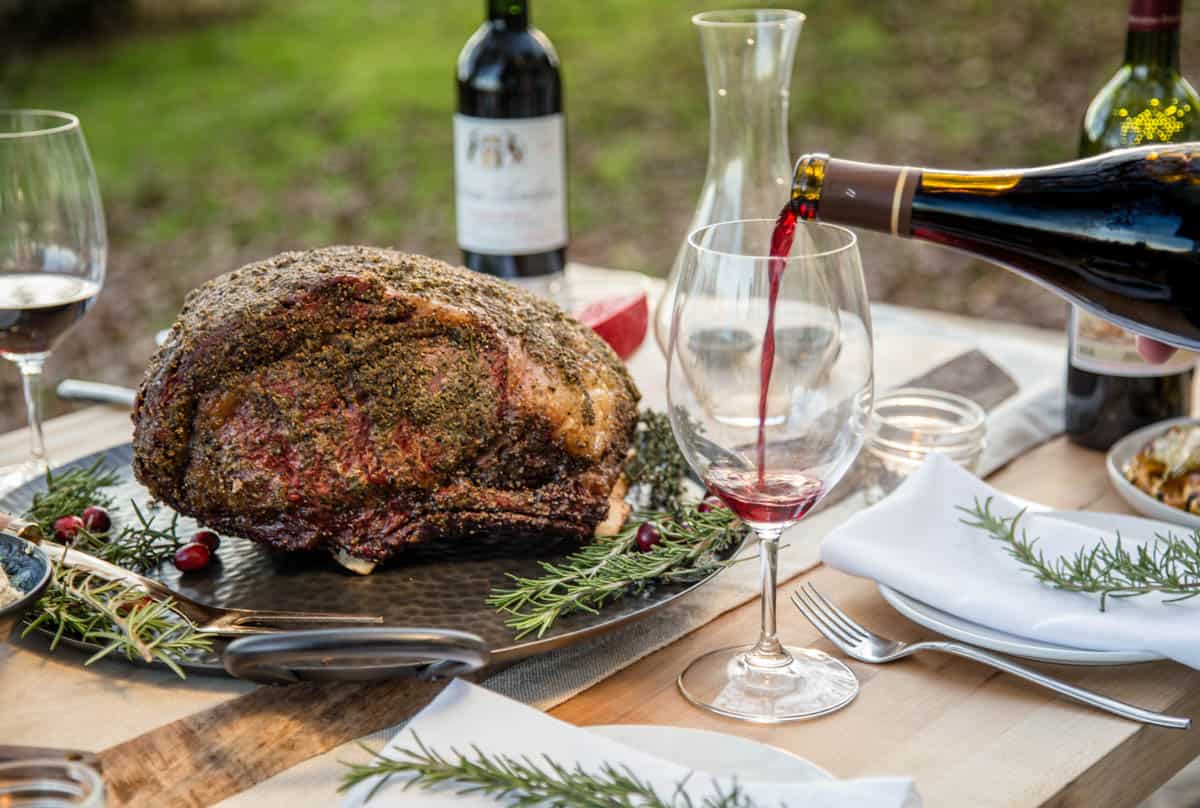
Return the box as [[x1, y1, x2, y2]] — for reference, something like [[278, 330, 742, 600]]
[[863, 388, 987, 505], [0, 759, 105, 807]]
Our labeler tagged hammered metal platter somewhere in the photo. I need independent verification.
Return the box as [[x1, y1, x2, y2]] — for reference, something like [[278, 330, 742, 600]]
[[3, 443, 739, 677]]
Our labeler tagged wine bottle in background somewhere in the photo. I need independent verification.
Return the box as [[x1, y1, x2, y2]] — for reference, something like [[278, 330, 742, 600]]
[[1064, 0, 1200, 450], [785, 143, 1200, 350], [455, 0, 569, 307]]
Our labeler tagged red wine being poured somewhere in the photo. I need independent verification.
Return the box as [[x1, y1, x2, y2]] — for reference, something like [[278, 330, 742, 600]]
[[708, 466, 823, 524], [755, 205, 798, 484]]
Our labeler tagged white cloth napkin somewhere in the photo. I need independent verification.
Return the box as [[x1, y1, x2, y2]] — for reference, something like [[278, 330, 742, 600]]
[[822, 453, 1200, 668], [340, 679, 919, 807]]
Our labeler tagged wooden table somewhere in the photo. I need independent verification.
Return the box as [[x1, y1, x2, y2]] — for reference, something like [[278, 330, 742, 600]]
[[8, 401, 1200, 807]]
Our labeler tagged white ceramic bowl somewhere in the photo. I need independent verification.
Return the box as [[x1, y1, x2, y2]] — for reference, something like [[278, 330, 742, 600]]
[[1106, 416, 1200, 530]]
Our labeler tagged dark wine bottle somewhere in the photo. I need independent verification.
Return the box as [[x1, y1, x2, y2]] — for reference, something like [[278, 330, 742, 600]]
[[1066, 0, 1199, 450], [455, 0, 568, 305], [787, 142, 1200, 351]]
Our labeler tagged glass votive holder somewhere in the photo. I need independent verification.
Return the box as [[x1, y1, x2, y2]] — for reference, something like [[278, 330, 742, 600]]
[[863, 388, 986, 505], [0, 759, 105, 807]]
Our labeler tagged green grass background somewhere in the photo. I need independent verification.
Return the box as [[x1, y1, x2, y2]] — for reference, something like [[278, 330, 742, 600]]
[[0, 0, 1193, 428]]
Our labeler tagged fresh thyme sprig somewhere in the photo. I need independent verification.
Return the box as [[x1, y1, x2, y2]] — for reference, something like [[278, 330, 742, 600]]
[[959, 497, 1200, 610], [488, 505, 745, 639], [22, 565, 212, 678], [340, 733, 764, 807], [626, 410, 689, 512]]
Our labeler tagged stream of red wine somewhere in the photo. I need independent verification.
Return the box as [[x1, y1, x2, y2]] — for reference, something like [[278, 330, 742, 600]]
[[755, 205, 798, 485]]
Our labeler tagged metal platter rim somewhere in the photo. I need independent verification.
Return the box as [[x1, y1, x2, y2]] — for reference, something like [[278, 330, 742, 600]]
[[11, 442, 742, 678]]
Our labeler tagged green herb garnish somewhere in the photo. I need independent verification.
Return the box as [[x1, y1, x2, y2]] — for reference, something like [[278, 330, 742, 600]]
[[340, 733, 764, 807], [488, 504, 745, 639], [22, 566, 212, 678], [626, 409, 689, 512], [961, 497, 1200, 610], [24, 459, 119, 533], [21, 462, 206, 677]]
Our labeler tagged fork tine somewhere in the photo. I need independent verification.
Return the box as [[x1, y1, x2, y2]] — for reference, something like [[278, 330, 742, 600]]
[[798, 586, 863, 644], [805, 583, 870, 641], [790, 589, 855, 649]]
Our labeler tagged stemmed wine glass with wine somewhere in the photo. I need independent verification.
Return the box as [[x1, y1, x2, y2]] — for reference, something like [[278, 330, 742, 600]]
[[0, 111, 106, 490], [667, 216, 873, 722]]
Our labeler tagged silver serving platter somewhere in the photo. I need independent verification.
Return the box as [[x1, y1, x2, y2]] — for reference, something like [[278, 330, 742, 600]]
[[4, 444, 739, 676]]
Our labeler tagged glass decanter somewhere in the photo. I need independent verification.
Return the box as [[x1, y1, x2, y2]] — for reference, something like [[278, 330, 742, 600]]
[[652, 9, 804, 356]]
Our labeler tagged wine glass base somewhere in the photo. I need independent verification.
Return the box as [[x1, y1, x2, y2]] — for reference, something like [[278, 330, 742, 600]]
[[0, 459, 46, 496], [677, 644, 858, 723]]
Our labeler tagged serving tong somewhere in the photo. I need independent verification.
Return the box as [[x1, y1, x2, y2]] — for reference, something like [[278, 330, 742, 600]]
[[0, 512, 383, 636]]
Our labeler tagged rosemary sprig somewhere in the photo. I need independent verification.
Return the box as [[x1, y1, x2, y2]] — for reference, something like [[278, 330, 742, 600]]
[[960, 497, 1200, 610], [488, 505, 745, 639], [70, 501, 185, 573], [22, 565, 212, 678], [24, 459, 119, 532], [340, 733, 764, 807], [626, 410, 689, 512], [19, 462, 208, 677]]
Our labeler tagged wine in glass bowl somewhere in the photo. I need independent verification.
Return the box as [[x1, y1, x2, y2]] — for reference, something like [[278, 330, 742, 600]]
[[0, 111, 106, 490], [667, 217, 872, 722], [0, 273, 100, 357]]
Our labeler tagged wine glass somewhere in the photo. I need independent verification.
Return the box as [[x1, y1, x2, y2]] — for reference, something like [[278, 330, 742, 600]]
[[667, 217, 873, 722], [0, 111, 106, 491]]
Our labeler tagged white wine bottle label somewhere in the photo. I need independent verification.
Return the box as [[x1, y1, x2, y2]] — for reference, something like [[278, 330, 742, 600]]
[[454, 113, 567, 255], [1070, 307, 1197, 375]]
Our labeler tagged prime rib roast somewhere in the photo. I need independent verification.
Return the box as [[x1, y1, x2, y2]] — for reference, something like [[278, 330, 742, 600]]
[[132, 246, 640, 573]]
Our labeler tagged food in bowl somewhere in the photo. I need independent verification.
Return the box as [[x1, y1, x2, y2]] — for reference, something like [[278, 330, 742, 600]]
[[0, 562, 22, 608], [132, 246, 640, 574], [1124, 423, 1200, 514]]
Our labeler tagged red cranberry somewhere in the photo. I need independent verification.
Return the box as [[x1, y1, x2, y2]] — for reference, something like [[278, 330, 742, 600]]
[[192, 530, 221, 551], [173, 542, 211, 572], [81, 506, 111, 533], [53, 515, 84, 543], [635, 523, 661, 552]]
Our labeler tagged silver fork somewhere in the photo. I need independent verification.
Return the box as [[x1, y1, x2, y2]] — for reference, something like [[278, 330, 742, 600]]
[[791, 583, 1191, 730]]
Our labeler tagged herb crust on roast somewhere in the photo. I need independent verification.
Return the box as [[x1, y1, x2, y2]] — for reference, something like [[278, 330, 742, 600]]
[[132, 246, 639, 572]]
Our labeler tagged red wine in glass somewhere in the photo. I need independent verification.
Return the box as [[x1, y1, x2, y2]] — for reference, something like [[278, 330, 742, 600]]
[[707, 465, 823, 524]]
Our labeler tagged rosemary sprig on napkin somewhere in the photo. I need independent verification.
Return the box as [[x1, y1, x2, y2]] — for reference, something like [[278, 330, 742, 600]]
[[341, 733, 765, 807], [488, 505, 745, 639], [960, 497, 1200, 610]]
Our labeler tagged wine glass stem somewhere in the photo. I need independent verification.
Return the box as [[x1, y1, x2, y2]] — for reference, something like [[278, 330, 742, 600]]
[[15, 355, 47, 466], [748, 526, 790, 668]]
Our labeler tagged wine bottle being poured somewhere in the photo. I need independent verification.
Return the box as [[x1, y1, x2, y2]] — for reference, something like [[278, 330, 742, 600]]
[[786, 143, 1200, 350]]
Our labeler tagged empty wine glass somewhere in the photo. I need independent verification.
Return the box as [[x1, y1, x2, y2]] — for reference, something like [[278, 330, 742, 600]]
[[667, 217, 873, 722], [0, 111, 106, 491]]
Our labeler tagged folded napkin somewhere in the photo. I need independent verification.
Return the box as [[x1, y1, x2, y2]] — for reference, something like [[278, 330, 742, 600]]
[[341, 679, 919, 807], [823, 453, 1200, 668]]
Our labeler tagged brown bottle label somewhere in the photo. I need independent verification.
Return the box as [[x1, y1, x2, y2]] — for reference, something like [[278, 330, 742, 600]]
[[820, 159, 920, 236]]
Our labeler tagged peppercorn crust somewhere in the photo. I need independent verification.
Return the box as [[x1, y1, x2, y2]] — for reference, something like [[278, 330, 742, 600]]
[[131, 246, 640, 568]]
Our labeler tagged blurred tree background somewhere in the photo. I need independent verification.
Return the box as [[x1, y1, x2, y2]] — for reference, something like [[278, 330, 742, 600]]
[[0, 0, 1194, 432]]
